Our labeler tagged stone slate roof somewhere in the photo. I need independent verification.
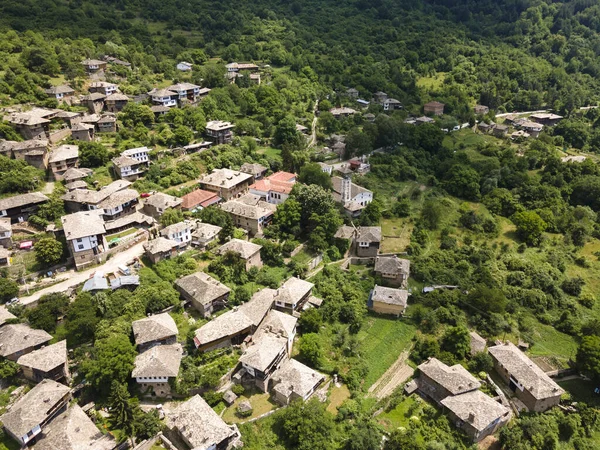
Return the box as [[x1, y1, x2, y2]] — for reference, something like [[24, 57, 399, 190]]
[[220, 198, 274, 220], [371, 285, 408, 307], [256, 310, 297, 339], [374, 255, 410, 276], [61, 180, 131, 205], [418, 357, 481, 396], [160, 221, 191, 237], [239, 334, 287, 372], [132, 312, 178, 347], [132, 343, 183, 378], [469, 331, 487, 355], [33, 404, 116, 450], [0, 379, 70, 439], [356, 226, 381, 243], [175, 272, 230, 307], [165, 395, 237, 449], [199, 168, 251, 190], [144, 192, 182, 210], [193, 223, 222, 241], [272, 359, 325, 400], [240, 163, 267, 176], [17, 340, 67, 373], [488, 342, 565, 400], [96, 189, 139, 210], [61, 210, 105, 241], [217, 239, 262, 260], [0, 192, 48, 211], [48, 145, 78, 163], [0, 217, 11, 233], [112, 155, 139, 168], [104, 211, 154, 232], [440, 390, 510, 433], [62, 167, 93, 182], [167, 82, 200, 91], [144, 237, 178, 255], [0, 306, 16, 327], [0, 324, 52, 358], [44, 85, 74, 95], [334, 225, 356, 240], [276, 277, 313, 306]]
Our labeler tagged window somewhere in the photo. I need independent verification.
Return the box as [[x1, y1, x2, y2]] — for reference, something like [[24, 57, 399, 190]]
[[78, 245, 84, 250]]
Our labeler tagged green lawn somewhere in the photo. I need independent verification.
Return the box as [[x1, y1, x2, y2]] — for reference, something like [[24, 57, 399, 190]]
[[416, 73, 446, 91], [525, 320, 578, 366], [222, 389, 278, 424], [357, 315, 417, 388], [377, 395, 424, 431], [257, 147, 282, 160], [326, 384, 351, 414], [558, 379, 600, 408], [380, 217, 412, 253]]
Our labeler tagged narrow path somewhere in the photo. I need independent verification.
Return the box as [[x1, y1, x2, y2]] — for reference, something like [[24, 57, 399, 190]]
[[41, 181, 55, 195], [308, 100, 319, 147], [368, 348, 414, 399]]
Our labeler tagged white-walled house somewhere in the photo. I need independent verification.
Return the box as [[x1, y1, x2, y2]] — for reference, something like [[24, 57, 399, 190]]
[[61, 210, 107, 270], [122, 146, 150, 163], [160, 221, 192, 247]]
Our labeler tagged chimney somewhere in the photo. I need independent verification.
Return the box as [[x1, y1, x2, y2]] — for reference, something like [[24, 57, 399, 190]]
[[468, 412, 475, 423]]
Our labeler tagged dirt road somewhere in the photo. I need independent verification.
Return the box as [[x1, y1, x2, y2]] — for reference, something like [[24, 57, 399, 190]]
[[19, 241, 147, 307], [368, 349, 414, 399]]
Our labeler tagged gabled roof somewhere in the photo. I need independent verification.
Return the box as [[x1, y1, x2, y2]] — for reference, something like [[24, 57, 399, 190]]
[[71, 122, 95, 132], [371, 285, 408, 307], [145, 193, 182, 210], [167, 82, 200, 92], [240, 163, 267, 175], [0, 379, 70, 439], [256, 309, 297, 339], [121, 146, 149, 157], [132, 343, 183, 378], [160, 221, 191, 237], [272, 359, 325, 400], [440, 390, 510, 433], [356, 226, 381, 243], [470, 331, 487, 354], [181, 189, 220, 209], [82, 273, 109, 292], [276, 277, 313, 306], [193, 223, 222, 240], [0, 192, 48, 211], [240, 333, 287, 372], [220, 199, 274, 220], [17, 340, 67, 373], [44, 85, 74, 95], [424, 101, 445, 107], [249, 178, 294, 195], [165, 395, 236, 449], [61, 210, 106, 240], [144, 237, 179, 255], [217, 239, 262, 260], [374, 255, 410, 275], [0, 324, 52, 358], [104, 93, 129, 101], [418, 357, 481, 396], [132, 312, 178, 347], [96, 189, 139, 210], [0, 306, 17, 327], [148, 88, 177, 97], [175, 272, 230, 307], [49, 145, 78, 163], [334, 225, 356, 240], [62, 167, 93, 182], [488, 342, 565, 400], [112, 155, 140, 168], [33, 404, 116, 450]]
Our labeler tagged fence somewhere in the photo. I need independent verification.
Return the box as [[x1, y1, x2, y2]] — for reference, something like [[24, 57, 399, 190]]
[[49, 128, 72, 144], [307, 253, 323, 271]]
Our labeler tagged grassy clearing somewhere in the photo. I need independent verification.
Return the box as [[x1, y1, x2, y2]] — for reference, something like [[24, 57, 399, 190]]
[[357, 315, 417, 388], [106, 227, 137, 241], [381, 217, 412, 253], [90, 165, 114, 187], [222, 389, 278, 424], [525, 321, 578, 366], [376, 395, 424, 431], [558, 379, 600, 408], [326, 384, 351, 414], [416, 73, 446, 90], [257, 147, 282, 160]]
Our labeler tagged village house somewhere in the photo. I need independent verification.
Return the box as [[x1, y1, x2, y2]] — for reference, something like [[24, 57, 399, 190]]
[[348, 158, 370, 174], [364, 113, 376, 122], [89, 81, 119, 96], [205, 120, 235, 144], [193, 287, 276, 351], [61, 179, 131, 213], [0, 324, 52, 361], [0, 192, 49, 224], [165, 395, 240, 450], [373, 91, 388, 104], [415, 116, 435, 125], [49, 144, 79, 180], [424, 101, 445, 116], [148, 88, 178, 108], [44, 85, 74, 102], [331, 176, 373, 217], [70, 122, 95, 142], [0, 218, 12, 247], [143, 236, 179, 263], [488, 342, 564, 412], [346, 88, 359, 98], [112, 155, 146, 180], [32, 404, 116, 450], [199, 168, 253, 200], [143, 192, 182, 219], [16, 340, 69, 384], [227, 62, 259, 73], [0, 247, 9, 266], [368, 285, 408, 317], [0, 379, 71, 447], [132, 312, 178, 350], [176, 61, 193, 71], [175, 271, 231, 317], [181, 188, 221, 212], [104, 93, 130, 112], [61, 210, 107, 270], [220, 194, 276, 236], [296, 124, 309, 136], [318, 162, 333, 175], [493, 124, 508, 137], [151, 105, 170, 117], [470, 331, 487, 355], [329, 107, 356, 118], [216, 238, 263, 270], [160, 221, 193, 248], [192, 222, 222, 248], [240, 162, 268, 180], [239, 310, 298, 392], [374, 255, 410, 287], [96, 188, 140, 222], [0, 139, 49, 165], [271, 358, 325, 406], [0, 306, 17, 326], [81, 92, 105, 114], [354, 226, 381, 257], [441, 390, 511, 442], [514, 119, 544, 138], [474, 105, 490, 115], [249, 171, 296, 205], [530, 113, 563, 126], [5, 110, 52, 140], [133, 343, 183, 397], [383, 98, 403, 111], [274, 277, 314, 313], [97, 115, 117, 133], [167, 82, 203, 104], [416, 357, 481, 404], [81, 59, 107, 74]]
